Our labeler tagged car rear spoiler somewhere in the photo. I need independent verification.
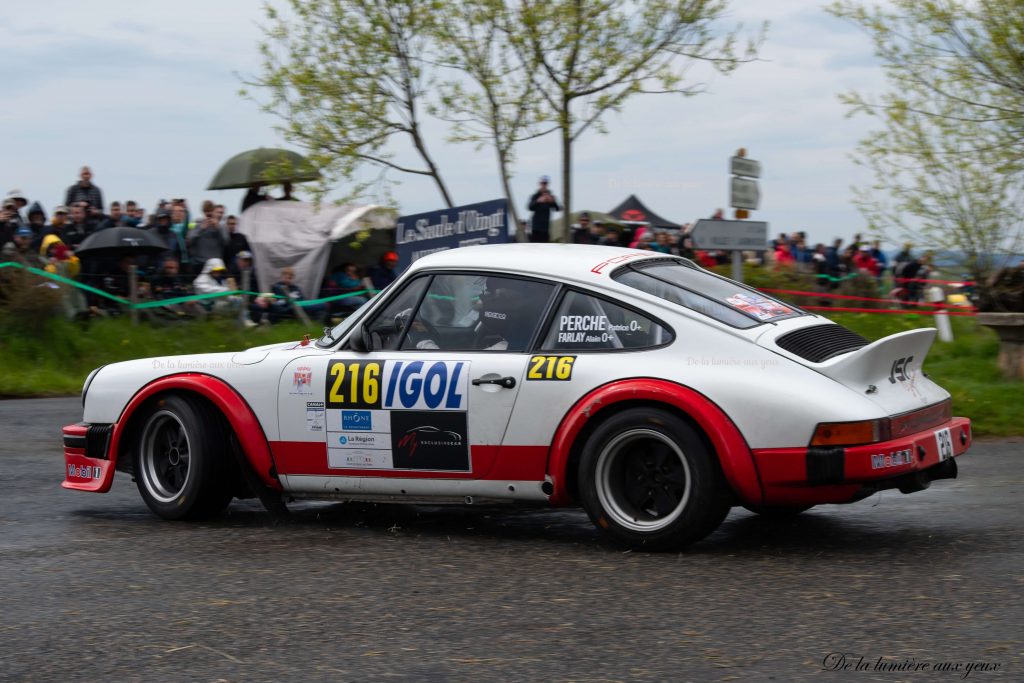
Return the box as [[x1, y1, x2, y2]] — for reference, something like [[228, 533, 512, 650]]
[[816, 328, 937, 388]]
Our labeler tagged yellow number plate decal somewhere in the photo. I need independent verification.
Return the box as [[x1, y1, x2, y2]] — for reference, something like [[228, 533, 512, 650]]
[[326, 360, 382, 409], [527, 355, 576, 381]]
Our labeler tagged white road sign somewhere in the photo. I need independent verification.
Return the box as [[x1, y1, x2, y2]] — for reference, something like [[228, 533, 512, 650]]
[[730, 177, 760, 210], [689, 219, 768, 251], [730, 156, 761, 178]]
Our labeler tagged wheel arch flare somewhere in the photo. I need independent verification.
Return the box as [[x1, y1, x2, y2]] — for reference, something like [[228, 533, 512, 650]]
[[546, 378, 764, 508]]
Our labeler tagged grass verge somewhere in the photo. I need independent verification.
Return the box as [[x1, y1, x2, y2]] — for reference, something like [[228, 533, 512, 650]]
[[0, 316, 313, 397]]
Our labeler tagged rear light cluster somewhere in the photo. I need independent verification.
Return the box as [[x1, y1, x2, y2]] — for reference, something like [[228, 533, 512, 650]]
[[810, 399, 952, 447]]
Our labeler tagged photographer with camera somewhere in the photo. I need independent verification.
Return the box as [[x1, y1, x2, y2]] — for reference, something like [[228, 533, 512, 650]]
[[527, 175, 560, 243]]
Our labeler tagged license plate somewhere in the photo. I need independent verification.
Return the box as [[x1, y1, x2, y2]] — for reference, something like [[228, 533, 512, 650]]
[[934, 427, 953, 461]]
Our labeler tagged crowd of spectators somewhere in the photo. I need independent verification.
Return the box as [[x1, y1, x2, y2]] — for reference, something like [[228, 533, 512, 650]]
[[567, 212, 936, 303], [0, 166, 400, 325], [3, 166, 944, 325]]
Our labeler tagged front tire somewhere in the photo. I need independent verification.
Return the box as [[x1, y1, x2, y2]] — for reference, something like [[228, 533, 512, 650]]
[[578, 408, 731, 551], [134, 394, 233, 520]]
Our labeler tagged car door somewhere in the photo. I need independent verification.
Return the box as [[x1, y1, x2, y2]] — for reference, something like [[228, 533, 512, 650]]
[[275, 271, 557, 482]]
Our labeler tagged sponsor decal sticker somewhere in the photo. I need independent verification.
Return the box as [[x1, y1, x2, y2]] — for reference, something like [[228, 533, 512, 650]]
[[889, 355, 914, 384], [67, 464, 102, 479], [328, 448, 394, 469], [306, 401, 325, 432], [725, 292, 793, 320], [339, 409, 378, 431], [382, 360, 468, 411], [290, 365, 313, 395], [527, 355, 576, 381], [390, 411, 469, 471], [870, 448, 913, 470], [331, 432, 390, 449]]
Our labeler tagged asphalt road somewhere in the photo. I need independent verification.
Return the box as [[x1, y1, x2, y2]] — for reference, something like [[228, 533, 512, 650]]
[[1, 397, 1021, 682]]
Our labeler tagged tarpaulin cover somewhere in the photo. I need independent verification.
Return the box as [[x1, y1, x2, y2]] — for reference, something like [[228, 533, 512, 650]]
[[238, 201, 392, 298]]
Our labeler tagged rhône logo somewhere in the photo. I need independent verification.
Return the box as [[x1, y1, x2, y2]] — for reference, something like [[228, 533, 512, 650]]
[[341, 410, 373, 431]]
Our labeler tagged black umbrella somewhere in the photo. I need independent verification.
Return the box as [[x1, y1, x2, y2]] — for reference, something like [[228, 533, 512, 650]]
[[75, 227, 168, 257]]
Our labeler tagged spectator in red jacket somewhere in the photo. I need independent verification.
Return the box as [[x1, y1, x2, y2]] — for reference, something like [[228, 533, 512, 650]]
[[774, 242, 795, 268], [852, 244, 880, 276]]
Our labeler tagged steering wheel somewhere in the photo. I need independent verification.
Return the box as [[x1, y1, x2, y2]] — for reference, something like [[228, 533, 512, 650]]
[[403, 315, 441, 348]]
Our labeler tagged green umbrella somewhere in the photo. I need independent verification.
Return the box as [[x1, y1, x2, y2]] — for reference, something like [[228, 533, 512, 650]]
[[206, 148, 321, 190]]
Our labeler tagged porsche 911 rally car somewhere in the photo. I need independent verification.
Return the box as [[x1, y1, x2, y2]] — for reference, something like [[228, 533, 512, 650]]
[[63, 244, 971, 549]]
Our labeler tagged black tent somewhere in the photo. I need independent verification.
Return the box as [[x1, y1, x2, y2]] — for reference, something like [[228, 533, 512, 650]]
[[607, 194, 681, 230]]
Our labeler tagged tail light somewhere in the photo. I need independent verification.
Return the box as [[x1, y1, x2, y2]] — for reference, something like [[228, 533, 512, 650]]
[[811, 419, 891, 447], [810, 400, 952, 447]]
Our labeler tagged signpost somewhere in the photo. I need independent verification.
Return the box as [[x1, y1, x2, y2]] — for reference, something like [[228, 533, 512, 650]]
[[729, 156, 761, 178], [689, 149, 767, 282], [690, 219, 769, 252], [729, 177, 760, 210]]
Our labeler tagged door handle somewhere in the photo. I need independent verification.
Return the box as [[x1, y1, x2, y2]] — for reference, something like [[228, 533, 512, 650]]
[[472, 376, 517, 389]]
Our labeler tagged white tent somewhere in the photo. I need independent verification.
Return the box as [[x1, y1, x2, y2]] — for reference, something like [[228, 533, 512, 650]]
[[237, 201, 394, 298]]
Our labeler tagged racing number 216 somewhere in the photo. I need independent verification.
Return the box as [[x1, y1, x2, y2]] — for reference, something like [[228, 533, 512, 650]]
[[527, 355, 576, 381], [327, 360, 381, 408]]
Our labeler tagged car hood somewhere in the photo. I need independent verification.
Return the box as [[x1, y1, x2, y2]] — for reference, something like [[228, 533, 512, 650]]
[[233, 340, 325, 365]]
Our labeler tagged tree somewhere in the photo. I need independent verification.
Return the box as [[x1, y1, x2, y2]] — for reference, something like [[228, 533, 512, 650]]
[[506, 0, 763, 238], [431, 0, 555, 239], [827, 0, 1024, 284], [244, 0, 455, 207]]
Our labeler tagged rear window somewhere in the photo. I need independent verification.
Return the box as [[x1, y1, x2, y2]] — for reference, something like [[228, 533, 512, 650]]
[[613, 260, 804, 328]]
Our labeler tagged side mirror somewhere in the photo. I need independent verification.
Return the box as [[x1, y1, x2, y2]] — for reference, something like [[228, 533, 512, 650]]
[[348, 323, 373, 353]]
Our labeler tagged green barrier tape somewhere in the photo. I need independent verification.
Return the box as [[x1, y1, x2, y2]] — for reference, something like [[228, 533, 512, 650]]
[[295, 290, 372, 307], [133, 290, 263, 309], [3, 260, 379, 310], [1, 261, 131, 304]]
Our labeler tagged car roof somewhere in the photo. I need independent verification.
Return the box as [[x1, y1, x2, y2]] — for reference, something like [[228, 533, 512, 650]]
[[406, 243, 667, 283]]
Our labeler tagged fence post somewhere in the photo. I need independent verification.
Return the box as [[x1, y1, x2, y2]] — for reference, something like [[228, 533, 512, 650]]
[[927, 285, 953, 342], [129, 264, 139, 326], [239, 267, 251, 327]]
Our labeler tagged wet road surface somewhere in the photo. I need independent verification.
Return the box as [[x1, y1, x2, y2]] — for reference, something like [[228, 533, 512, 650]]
[[1, 397, 1021, 682]]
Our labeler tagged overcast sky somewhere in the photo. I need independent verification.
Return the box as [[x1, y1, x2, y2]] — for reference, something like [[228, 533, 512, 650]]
[[1, 1, 891, 245]]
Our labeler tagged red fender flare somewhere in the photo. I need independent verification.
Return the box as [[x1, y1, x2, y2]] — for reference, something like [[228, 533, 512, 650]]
[[110, 373, 282, 491], [546, 378, 763, 507]]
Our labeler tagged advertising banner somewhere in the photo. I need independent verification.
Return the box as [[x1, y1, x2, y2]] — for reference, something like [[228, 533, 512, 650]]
[[395, 198, 508, 269]]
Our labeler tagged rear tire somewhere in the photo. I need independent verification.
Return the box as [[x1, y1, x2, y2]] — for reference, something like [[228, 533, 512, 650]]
[[578, 407, 731, 551], [134, 394, 233, 520]]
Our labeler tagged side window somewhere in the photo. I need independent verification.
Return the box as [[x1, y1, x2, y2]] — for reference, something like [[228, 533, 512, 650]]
[[402, 274, 556, 352], [541, 290, 673, 351], [364, 276, 430, 350]]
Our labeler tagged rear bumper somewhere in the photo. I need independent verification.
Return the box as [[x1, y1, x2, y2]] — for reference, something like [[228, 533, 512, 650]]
[[752, 416, 971, 506], [62, 422, 117, 493]]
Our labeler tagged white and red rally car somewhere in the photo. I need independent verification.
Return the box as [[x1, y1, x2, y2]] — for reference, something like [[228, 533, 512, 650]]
[[63, 244, 971, 549]]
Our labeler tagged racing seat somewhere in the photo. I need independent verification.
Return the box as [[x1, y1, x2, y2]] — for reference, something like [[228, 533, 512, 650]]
[[475, 287, 533, 351]]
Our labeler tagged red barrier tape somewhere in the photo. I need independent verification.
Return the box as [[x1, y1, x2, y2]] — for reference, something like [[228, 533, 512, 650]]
[[895, 277, 975, 285], [800, 305, 976, 316], [759, 288, 973, 310]]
